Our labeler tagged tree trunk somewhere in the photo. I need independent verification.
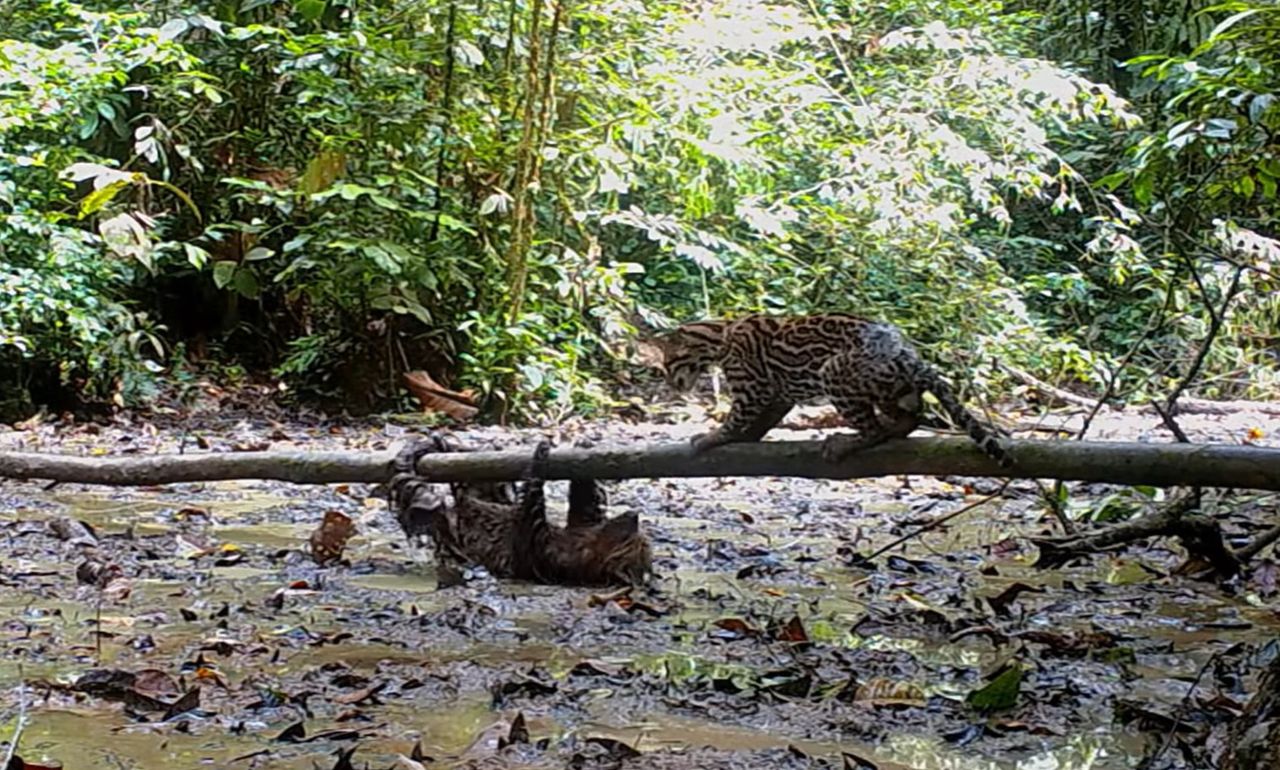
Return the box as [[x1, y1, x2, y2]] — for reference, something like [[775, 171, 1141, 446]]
[[0, 437, 1278, 490]]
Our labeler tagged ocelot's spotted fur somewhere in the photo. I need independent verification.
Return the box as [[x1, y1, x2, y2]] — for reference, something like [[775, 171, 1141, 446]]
[[388, 434, 652, 587], [650, 313, 1011, 467]]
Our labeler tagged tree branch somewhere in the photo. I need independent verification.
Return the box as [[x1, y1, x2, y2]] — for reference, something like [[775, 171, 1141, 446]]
[[0, 438, 1279, 490]]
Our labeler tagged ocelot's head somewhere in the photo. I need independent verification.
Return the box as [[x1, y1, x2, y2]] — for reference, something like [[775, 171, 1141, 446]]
[[561, 513, 653, 586], [647, 321, 727, 393]]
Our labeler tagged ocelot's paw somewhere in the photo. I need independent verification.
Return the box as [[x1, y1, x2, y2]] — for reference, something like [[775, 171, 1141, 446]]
[[689, 431, 724, 454], [394, 433, 447, 475], [525, 439, 554, 480]]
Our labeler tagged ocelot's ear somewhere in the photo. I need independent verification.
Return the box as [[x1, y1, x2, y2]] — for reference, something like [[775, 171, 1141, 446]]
[[598, 511, 640, 540]]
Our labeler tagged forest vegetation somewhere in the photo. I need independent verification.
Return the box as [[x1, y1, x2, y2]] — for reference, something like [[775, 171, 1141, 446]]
[[2, 0, 1276, 421]]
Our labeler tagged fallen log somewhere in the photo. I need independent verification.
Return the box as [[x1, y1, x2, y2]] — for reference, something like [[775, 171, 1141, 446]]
[[999, 362, 1280, 417], [0, 437, 1278, 490]]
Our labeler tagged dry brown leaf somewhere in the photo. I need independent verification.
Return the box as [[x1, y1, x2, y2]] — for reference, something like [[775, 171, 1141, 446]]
[[332, 681, 385, 705], [132, 668, 182, 700], [310, 510, 357, 565], [403, 370, 479, 422], [855, 677, 926, 703]]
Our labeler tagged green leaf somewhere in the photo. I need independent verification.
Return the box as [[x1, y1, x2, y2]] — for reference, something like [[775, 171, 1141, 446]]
[[1260, 175, 1277, 200], [234, 268, 260, 298], [966, 665, 1021, 712], [1133, 169, 1154, 205], [296, 0, 327, 22], [78, 179, 131, 218], [1106, 560, 1150, 585], [1238, 175, 1256, 198], [183, 243, 210, 269], [435, 214, 477, 234], [1207, 8, 1259, 41], [299, 150, 345, 194], [78, 113, 100, 140], [212, 260, 238, 289], [1096, 171, 1128, 191]]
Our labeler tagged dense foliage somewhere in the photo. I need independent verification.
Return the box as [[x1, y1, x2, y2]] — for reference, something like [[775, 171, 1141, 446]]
[[1, 0, 1276, 420]]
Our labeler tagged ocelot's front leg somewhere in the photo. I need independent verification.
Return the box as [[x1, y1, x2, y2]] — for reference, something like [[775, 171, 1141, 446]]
[[691, 396, 790, 453]]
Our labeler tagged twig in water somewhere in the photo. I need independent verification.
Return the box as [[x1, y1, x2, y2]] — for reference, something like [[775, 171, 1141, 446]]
[[1137, 650, 1221, 770], [865, 481, 1011, 562], [3, 677, 27, 768]]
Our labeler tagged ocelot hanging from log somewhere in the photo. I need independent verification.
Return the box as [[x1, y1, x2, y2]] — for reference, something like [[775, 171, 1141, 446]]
[[386, 433, 652, 587], [647, 313, 1012, 467]]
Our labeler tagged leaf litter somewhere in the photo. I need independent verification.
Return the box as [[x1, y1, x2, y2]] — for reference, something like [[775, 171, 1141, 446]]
[[0, 404, 1276, 768]]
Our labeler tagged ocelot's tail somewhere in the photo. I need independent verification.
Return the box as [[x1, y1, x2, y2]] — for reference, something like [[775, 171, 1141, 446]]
[[914, 366, 1013, 468]]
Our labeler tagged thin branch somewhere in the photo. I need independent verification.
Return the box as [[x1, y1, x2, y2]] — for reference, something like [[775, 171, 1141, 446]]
[[1164, 265, 1245, 417], [2, 679, 26, 769], [864, 481, 1011, 561], [428, 0, 459, 243], [1236, 520, 1280, 563]]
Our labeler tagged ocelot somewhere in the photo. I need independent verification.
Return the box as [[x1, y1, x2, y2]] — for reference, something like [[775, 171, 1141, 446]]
[[649, 313, 1012, 467], [387, 433, 652, 587]]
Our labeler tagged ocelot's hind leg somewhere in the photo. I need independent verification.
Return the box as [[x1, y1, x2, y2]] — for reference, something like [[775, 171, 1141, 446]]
[[877, 381, 923, 440], [820, 353, 908, 462], [821, 397, 885, 462]]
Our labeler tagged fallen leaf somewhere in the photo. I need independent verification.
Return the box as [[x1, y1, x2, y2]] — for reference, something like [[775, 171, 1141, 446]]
[[163, 688, 201, 721], [773, 615, 811, 650], [1251, 559, 1278, 597], [76, 559, 122, 587], [570, 659, 625, 678], [175, 534, 212, 560], [333, 682, 386, 705], [49, 517, 97, 546], [844, 750, 880, 769], [403, 370, 479, 422], [586, 586, 632, 608], [132, 669, 182, 700], [1106, 559, 1152, 585], [310, 511, 356, 566], [966, 664, 1022, 712], [462, 714, 524, 757], [1017, 629, 1117, 657], [855, 678, 926, 705], [585, 736, 641, 759], [330, 746, 357, 770], [102, 576, 133, 602], [7, 757, 63, 770], [985, 582, 1045, 617], [712, 617, 759, 639]]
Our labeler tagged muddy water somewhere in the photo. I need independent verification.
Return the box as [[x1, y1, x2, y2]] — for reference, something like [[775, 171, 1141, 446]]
[[0, 422, 1277, 769]]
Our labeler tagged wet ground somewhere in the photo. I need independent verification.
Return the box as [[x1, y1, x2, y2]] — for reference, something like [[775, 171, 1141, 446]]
[[0, 397, 1277, 769]]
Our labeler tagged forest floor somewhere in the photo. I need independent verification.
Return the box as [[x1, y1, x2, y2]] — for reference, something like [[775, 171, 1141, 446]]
[[0, 389, 1277, 770]]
